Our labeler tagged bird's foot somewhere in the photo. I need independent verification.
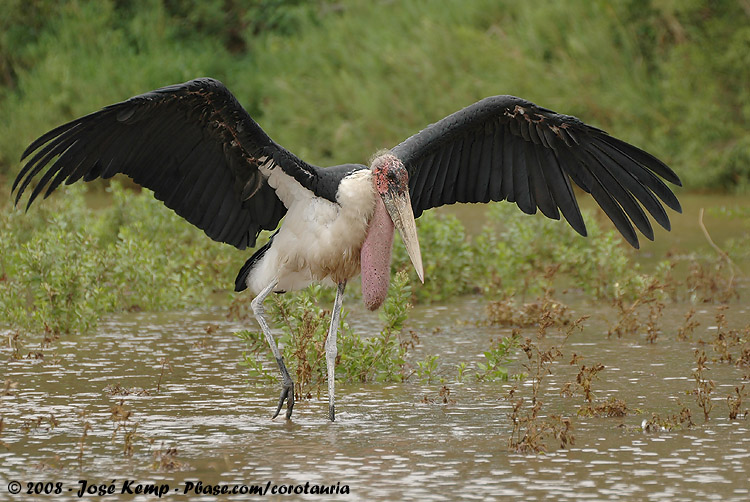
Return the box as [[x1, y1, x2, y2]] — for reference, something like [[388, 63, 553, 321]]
[[329, 403, 335, 422], [272, 380, 295, 420]]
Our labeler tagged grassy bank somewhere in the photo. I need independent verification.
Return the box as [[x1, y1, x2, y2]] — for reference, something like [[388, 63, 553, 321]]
[[1, 0, 749, 190]]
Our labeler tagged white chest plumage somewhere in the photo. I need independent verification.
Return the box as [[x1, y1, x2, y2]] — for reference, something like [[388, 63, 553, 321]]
[[245, 166, 376, 294]]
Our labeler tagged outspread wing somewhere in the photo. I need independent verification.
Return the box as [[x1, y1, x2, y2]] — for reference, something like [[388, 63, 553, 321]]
[[12, 78, 321, 250], [391, 96, 682, 248]]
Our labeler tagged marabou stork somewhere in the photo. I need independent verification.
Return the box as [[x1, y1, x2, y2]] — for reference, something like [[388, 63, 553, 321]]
[[12, 78, 681, 421]]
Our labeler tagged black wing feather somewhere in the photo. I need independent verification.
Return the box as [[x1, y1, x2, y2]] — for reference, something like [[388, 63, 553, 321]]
[[538, 148, 586, 236], [487, 121, 505, 200], [13, 78, 323, 250], [477, 122, 494, 203], [512, 133, 535, 214], [428, 142, 457, 211], [527, 143, 560, 220], [392, 95, 681, 248]]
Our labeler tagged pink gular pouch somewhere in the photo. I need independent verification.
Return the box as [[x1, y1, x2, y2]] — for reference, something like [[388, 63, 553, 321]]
[[360, 196, 395, 311]]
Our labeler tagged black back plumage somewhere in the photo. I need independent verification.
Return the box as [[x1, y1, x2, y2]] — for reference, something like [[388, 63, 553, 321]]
[[392, 96, 682, 248], [12, 78, 326, 250]]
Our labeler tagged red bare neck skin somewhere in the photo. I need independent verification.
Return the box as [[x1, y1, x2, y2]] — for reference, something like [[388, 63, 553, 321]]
[[360, 195, 394, 310]]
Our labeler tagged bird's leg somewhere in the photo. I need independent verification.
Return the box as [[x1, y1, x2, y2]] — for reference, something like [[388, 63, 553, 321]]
[[251, 279, 295, 419], [325, 281, 347, 421]]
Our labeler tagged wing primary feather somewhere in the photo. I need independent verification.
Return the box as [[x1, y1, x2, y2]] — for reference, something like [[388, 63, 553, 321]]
[[443, 139, 467, 206], [588, 174, 640, 248], [588, 142, 671, 230], [538, 148, 586, 236], [63, 124, 131, 186], [488, 119, 504, 200], [20, 113, 101, 161], [54, 123, 126, 193], [578, 148, 654, 240], [34, 153, 85, 202], [25, 155, 75, 209], [526, 143, 559, 220], [512, 133, 535, 214], [590, 137, 681, 213], [462, 128, 484, 202], [476, 122, 494, 203], [501, 124, 515, 202], [44, 156, 86, 199], [553, 145, 593, 193], [595, 133, 681, 186], [455, 134, 475, 203], [13, 123, 84, 194], [14, 132, 83, 204]]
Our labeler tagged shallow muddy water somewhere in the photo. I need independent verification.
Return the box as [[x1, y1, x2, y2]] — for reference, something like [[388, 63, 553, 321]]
[[1, 296, 749, 501], [2, 193, 750, 501]]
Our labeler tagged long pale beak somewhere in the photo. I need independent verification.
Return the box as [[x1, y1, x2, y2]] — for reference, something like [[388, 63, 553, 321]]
[[382, 187, 424, 283]]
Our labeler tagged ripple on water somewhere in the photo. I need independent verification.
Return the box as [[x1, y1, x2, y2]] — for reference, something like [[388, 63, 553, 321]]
[[1, 302, 750, 501]]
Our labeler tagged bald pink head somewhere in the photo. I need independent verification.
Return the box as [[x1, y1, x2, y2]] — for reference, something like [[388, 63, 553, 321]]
[[372, 153, 409, 197]]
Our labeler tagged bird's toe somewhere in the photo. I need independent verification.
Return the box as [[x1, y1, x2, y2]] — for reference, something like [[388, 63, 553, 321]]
[[272, 381, 295, 420]]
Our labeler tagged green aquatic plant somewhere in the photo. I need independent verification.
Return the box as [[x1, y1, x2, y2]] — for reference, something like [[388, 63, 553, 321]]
[[391, 203, 653, 306], [475, 333, 520, 382], [392, 212, 474, 303], [0, 183, 244, 335], [476, 204, 649, 300], [415, 354, 440, 384], [236, 271, 419, 398]]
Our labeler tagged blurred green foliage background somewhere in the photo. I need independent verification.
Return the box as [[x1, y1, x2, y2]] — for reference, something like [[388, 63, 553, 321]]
[[1, 0, 749, 191]]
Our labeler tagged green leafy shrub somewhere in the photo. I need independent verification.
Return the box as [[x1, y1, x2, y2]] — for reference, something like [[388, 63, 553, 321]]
[[392, 203, 652, 303], [0, 183, 245, 334], [236, 271, 417, 396], [475, 333, 521, 382]]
